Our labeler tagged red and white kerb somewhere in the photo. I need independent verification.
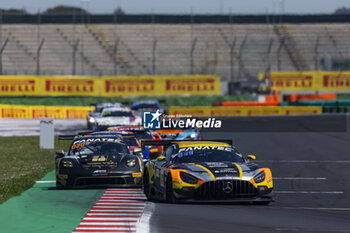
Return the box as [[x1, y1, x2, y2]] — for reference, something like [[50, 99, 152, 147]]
[[73, 189, 146, 233]]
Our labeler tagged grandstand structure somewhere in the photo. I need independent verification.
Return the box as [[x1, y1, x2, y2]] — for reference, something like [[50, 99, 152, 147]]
[[0, 15, 350, 81]]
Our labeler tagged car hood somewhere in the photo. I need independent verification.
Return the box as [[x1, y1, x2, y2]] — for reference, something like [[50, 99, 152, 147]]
[[75, 154, 139, 170], [96, 117, 132, 125], [173, 161, 260, 181]]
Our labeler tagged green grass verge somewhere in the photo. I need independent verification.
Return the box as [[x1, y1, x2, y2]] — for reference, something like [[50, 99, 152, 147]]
[[0, 136, 71, 204], [0, 95, 249, 107], [337, 94, 350, 100]]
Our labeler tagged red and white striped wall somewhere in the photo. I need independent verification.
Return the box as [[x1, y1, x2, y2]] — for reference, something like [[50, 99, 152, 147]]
[[73, 188, 146, 233]]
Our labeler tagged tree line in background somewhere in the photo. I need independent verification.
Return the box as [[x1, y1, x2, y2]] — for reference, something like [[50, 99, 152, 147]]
[[0, 6, 125, 15], [1, 5, 350, 15]]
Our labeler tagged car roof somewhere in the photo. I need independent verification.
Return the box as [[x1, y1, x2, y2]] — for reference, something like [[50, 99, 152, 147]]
[[102, 107, 131, 112], [131, 100, 159, 107], [176, 141, 230, 148], [96, 102, 123, 107]]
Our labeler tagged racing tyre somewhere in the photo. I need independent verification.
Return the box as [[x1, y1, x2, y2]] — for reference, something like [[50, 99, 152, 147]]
[[166, 175, 178, 203], [143, 170, 151, 199], [254, 201, 271, 205], [56, 181, 63, 189]]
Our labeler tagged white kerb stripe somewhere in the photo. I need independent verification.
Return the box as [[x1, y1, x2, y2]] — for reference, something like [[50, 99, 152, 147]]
[[275, 191, 344, 194]]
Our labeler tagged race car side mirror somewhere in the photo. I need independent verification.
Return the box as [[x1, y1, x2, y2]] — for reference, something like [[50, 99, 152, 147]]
[[247, 155, 256, 160], [157, 156, 166, 161], [133, 148, 142, 153], [56, 150, 65, 158]]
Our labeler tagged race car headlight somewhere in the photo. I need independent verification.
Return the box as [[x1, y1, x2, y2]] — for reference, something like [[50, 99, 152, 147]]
[[180, 172, 198, 184], [126, 159, 136, 167], [254, 171, 265, 183], [62, 160, 73, 168], [88, 117, 95, 123]]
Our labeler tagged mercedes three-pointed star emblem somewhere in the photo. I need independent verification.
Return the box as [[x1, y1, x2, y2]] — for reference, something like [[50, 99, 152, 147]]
[[223, 181, 233, 193]]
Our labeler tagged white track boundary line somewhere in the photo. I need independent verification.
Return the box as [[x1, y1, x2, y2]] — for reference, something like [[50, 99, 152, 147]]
[[274, 177, 327, 180], [36, 180, 56, 184]]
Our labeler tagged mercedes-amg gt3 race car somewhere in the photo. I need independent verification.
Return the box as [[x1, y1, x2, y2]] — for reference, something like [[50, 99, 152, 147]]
[[55, 135, 143, 188], [142, 140, 274, 204]]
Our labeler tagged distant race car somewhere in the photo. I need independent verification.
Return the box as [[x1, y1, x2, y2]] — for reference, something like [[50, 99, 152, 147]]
[[142, 140, 274, 204], [90, 130, 142, 154], [155, 129, 184, 140], [87, 102, 123, 129], [107, 126, 163, 161], [155, 129, 201, 140], [175, 129, 201, 140], [92, 107, 141, 130], [131, 99, 168, 117], [55, 135, 143, 188]]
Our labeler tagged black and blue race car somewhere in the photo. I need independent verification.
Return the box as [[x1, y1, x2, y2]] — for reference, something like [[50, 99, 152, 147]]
[[55, 135, 143, 188], [131, 99, 168, 117]]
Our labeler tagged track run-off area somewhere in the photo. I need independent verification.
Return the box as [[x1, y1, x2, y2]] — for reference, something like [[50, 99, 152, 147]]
[[0, 115, 349, 233]]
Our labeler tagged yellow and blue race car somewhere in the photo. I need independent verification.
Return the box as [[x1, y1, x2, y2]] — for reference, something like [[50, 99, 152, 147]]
[[142, 140, 274, 204]]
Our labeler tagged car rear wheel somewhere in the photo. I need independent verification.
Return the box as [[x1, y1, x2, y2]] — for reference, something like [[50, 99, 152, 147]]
[[143, 170, 151, 199], [166, 175, 178, 203]]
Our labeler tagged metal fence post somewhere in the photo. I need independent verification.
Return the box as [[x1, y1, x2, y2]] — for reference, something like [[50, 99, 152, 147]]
[[237, 35, 248, 81], [36, 39, 45, 76], [72, 40, 80, 75], [151, 10, 157, 75], [0, 38, 9, 75], [314, 36, 320, 70], [229, 39, 236, 82], [277, 37, 285, 71], [152, 39, 157, 75], [264, 38, 274, 76], [113, 38, 119, 76], [190, 38, 197, 74], [190, 8, 194, 74], [81, 12, 85, 75], [0, 11, 2, 50], [37, 11, 41, 75]]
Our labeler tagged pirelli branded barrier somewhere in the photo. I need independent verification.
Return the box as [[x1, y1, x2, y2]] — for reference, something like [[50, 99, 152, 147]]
[[259, 71, 350, 92], [0, 104, 94, 119], [169, 106, 322, 117], [0, 75, 220, 97]]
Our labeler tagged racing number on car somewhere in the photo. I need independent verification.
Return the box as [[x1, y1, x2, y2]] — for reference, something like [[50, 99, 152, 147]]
[[92, 156, 107, 162], [71, 142, 85, 149]]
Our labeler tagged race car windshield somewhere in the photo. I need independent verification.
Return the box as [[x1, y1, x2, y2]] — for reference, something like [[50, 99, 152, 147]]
[[172, 148, 244, 163], [135, 133, 153, 140], [69, 142, 129, 156], [132, 103, 158, 110], [102, 111, 133, 117], [123, 138, 139, 147]]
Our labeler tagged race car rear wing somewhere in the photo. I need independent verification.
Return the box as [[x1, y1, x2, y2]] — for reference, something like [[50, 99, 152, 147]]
[[141, 139, 233, 150], [58, 133, 137, 140], [58, 135, 76, 140]]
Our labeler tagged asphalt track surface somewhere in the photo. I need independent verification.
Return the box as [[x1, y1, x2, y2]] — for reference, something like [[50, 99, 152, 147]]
[[144, 119, 350, 233], [1, 116, 350, 233]]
